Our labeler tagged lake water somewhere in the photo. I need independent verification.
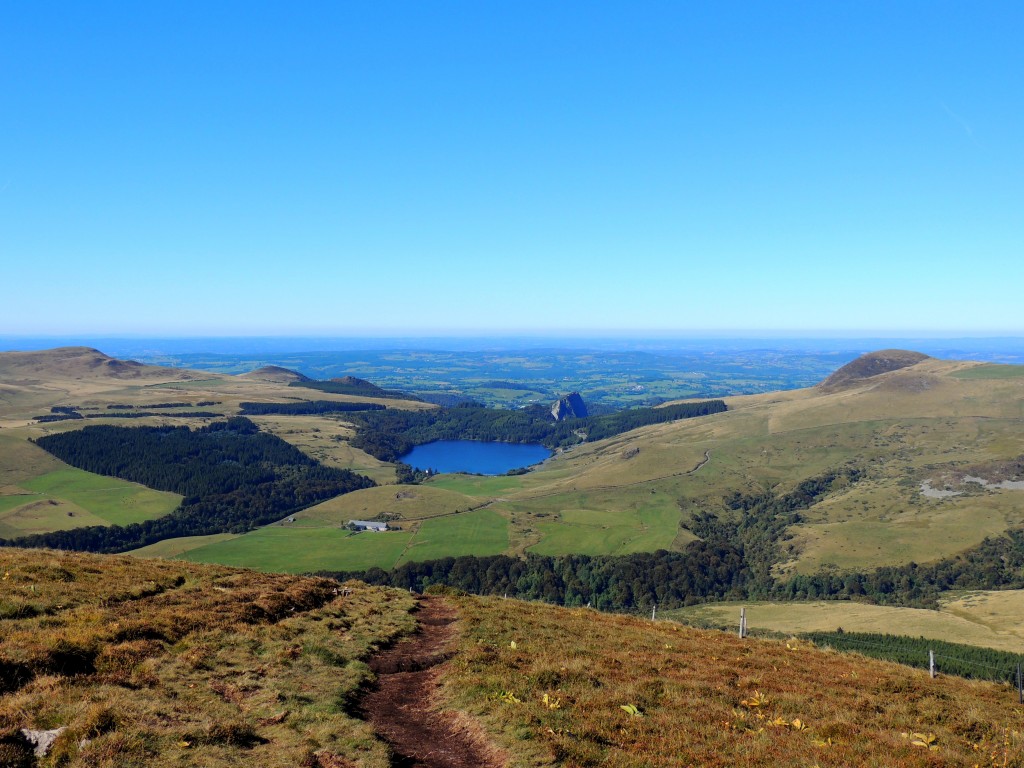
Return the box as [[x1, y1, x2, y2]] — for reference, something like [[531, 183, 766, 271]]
[[401, 440, 552, 475]]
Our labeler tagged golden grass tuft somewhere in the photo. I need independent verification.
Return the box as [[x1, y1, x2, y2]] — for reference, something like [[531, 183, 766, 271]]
[[0, 547, 417, 767]]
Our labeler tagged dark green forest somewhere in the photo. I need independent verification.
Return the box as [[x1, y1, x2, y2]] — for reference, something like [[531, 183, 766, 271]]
[[801, 631, 1024, 683], [1, 418, 374, 553], [238, 400, 385, 416], [290, 379, 416, 400]]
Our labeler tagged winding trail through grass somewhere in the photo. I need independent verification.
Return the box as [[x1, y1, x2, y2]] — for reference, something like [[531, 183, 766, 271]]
[[360, 597, 505, 768]]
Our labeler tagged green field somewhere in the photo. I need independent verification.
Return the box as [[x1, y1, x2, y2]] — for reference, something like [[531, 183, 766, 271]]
[[180, 524, 414, 573], [0, 467, 181, 538], [396, 508, 509, 564], [951, 363, 1024, 379], [427, 474, 531, 496], [525, 490, 682, 556], [295, 484, 478, 526], [172, 507, 509, 572], [129, 532, 240, 559]]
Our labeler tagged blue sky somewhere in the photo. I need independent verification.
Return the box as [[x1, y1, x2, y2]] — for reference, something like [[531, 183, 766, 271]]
[[1, 2, 1021, 336]]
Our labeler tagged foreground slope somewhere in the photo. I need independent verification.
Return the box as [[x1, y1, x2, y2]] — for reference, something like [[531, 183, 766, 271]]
[[445, 595, 1024, 767], [0, 548, 416, 767], [5, 549, 1024, 767]]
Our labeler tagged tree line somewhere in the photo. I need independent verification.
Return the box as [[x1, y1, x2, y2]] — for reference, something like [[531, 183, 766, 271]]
[[290, 379, 417, 400], [323, 548, 750, 610], [802, 631, 1024, 683], [1, 418, 375, 554], [238, 400, 385, 416]]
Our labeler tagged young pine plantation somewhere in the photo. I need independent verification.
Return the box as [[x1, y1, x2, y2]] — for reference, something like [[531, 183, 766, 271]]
[[3, 549, 1024, 767]]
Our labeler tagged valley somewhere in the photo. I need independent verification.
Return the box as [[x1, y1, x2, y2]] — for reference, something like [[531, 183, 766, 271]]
[[2, 346, 1023, 590], [3, 343, 1024, 767]]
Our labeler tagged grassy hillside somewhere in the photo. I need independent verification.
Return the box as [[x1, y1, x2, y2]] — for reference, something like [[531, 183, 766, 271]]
[[0, 547, 416, 767], [0, 468, 181, 539], [4, 549, 1024, 767], [443, 595, 1024, 767]]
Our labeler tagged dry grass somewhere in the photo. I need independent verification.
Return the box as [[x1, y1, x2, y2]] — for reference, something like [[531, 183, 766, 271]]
[[0, 548, 417, 767], [667, 596, 1024, 654], [443, 595, 1024, 767]]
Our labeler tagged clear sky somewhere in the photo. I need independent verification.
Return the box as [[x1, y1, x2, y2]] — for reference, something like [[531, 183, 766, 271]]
[[1, 2, 1021, 337]]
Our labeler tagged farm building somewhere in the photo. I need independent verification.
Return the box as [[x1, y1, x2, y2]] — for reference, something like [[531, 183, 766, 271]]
[[349, 520, 389, 532]]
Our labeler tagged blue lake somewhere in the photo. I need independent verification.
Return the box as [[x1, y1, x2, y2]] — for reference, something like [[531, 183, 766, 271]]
[[400, 440, 552, 475]]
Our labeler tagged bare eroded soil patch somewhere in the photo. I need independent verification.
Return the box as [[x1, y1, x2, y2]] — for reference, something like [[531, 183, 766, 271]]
[[360, 597, 504, 768]]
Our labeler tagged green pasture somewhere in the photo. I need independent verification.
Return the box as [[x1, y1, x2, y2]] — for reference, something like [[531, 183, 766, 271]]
[[295, 484, 477, 526], [396, 508, 509, 565], [0, 432, 64, 487], [0, 467, 180, 537], [20, 467, 181, 526], [180, 525, 414, 573], [792, 489, 1024, 573], [174, 507, 509, 573], [0, 495, 35, 515], [952, 364, 1024, 380], [427, 473, 530, 497], [525, 491, 681, 556], [128, 533, 240, 559], [0, 498, 110, 539]]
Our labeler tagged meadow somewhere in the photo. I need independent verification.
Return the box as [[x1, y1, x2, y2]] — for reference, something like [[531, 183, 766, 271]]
[[0, 468, 180, 539], [176, 507, 511, 573]]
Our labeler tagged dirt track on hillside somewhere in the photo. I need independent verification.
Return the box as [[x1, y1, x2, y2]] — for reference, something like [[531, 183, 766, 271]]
[[360, 597, 505, 768]]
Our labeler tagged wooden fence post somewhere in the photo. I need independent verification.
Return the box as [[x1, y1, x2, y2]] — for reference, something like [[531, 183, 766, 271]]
[[739, 607, 747, 639], [929, 649, 936, 679]]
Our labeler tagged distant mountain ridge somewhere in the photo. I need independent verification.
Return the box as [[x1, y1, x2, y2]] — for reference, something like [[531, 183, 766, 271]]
[[0, 347, 197, 381]]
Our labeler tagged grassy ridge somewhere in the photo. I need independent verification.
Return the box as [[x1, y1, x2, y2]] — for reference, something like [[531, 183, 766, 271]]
[[951, 364, 1024, 380]]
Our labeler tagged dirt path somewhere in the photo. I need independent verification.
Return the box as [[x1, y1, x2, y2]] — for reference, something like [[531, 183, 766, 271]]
[[360, 597, 504, 768]]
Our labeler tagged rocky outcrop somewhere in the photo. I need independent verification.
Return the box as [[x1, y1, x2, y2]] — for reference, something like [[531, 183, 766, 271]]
[[551, 392, 588, 421]]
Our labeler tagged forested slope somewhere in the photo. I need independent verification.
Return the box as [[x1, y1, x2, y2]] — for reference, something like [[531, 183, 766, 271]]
[[0, 418, 375, 553]]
